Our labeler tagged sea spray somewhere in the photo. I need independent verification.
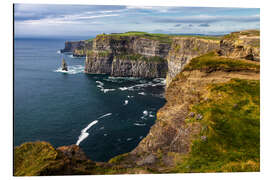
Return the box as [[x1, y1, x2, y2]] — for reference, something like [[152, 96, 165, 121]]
[[54, 65, 84, 74]]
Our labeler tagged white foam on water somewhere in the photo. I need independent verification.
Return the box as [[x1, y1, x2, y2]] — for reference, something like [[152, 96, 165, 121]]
[[96, 81, 116, 93], [76, 120, 98, 146], [54, 65, 84, 75], [143, 110, 148, 115], [103, 89, 116, 93], [127, 138, 132, 141], [98, 113, 112, 119], [124, 100, 129, 105], [56, 50, 61, 54], [96, 81, 104, 86], [119, 87, 129, 91], [134, 123, 146, 126], [104, 134, 108, 136], [138, 92, 146, 95], [100, 127, 104, 130]]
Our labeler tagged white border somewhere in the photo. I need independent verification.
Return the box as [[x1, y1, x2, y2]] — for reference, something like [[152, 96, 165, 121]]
[[1, 0, 269, 180]]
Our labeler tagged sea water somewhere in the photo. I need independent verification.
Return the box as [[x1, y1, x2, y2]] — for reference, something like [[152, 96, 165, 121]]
[[14, 38, 166, 162]]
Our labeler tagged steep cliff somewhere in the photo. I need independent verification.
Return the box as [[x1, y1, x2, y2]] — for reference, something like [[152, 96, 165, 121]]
[[109, 52, 260, 173], [218, 30, 260, 61], [60, 40, 93, 57], [166, 37, 220, 86], [85, 33, 170, 78]]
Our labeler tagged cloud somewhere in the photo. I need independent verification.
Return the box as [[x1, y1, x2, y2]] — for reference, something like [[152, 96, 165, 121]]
[[14, 4, 260, 37], [199, 23, 210, 27], [14, 4, 126, 21], [149, 14, 260, 24]]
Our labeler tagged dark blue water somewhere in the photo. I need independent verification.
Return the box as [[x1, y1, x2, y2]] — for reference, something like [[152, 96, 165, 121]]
[[14, 38, 166, 162]]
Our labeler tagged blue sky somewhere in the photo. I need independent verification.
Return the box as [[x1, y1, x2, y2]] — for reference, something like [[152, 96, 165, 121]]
[[14, 4, 260, 38]]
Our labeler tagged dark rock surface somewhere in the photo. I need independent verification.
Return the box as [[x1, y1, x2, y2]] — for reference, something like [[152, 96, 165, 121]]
[[61, 58, 68, 71]]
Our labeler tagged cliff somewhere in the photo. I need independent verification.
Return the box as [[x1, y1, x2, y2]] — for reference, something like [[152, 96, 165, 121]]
[[85, 30, 259, 85], [60, 40, 93, 57], [85, 32, 170, 78], [166, 37, 220, 85], [14, 30, 260, 175], [218, 30, 260, 61]]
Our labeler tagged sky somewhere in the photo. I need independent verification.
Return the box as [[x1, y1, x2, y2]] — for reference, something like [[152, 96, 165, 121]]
[[14, 4, 260, 38]]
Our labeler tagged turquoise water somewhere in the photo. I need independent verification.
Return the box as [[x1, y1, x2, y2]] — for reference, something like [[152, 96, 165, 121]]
[[14, 38, 166, 162]]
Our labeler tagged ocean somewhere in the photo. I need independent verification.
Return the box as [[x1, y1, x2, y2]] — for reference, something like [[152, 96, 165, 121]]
[[14, 38, 166, 162]]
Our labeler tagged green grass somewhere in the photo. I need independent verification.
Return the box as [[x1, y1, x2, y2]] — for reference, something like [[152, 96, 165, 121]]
[[183, 52, 260, 72], [14, 141, 59, 176], [115, 53, 165, 62], [173, 78, 260, 172], [223, 30, 260, 40], [97, 32, 221, 44]]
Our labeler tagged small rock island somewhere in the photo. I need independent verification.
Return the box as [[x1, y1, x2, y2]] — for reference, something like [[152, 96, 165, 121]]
[[61, 58, 68, 71]]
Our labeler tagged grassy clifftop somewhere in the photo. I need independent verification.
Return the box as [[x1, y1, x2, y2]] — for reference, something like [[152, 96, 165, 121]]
[[173, 78, 260, 172], [183, 51, 260, 73], [96, 31, 221, 44]]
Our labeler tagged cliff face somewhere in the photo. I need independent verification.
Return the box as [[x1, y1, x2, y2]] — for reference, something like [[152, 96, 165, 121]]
[[60, 40, 93, 57], [85, 35, 170, 78], [125, 52, 260, 173], [218, 30, 260, 61], [166, 37, 220, 86]]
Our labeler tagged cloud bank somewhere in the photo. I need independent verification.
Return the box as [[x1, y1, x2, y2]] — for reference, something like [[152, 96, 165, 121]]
[[14, 4, 260, 37]]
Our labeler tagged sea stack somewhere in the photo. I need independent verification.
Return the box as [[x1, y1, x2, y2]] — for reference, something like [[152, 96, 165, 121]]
[[61, 58, 68, 71]]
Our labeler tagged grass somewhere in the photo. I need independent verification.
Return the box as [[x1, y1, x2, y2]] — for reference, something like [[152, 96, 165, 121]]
[[183, 51, 260, 72], [14, 141, 59, 176], [173, 78, 260, 172], [96, 32, 222, 44], [223, 30, 260, 40], [115, 53, 165, 62]]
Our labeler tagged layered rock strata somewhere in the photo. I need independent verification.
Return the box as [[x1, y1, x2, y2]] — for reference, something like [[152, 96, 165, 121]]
[[85, 35, 170, 78]]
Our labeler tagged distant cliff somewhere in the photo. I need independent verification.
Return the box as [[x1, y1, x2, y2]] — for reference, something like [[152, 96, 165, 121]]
[[60, 40, 93, 57], [85, 33, 170, 78]]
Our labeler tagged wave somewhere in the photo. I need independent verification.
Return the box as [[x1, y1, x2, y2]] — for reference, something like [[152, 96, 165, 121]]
[[118, 78, 165, 92], [76, 113, 112, 146], [96, 81, 116, 93], [134, 123, 146, 126], [76, 120, 98, 146], [56, 50, 61, 54], [138, 92, 146, 95], [98, 113, 112, 119], [54, 65, 84, 74]]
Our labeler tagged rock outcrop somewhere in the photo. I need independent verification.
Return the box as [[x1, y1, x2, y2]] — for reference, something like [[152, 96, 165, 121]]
[[218, 30, 260, 61], [61, 58, 68, 71]]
